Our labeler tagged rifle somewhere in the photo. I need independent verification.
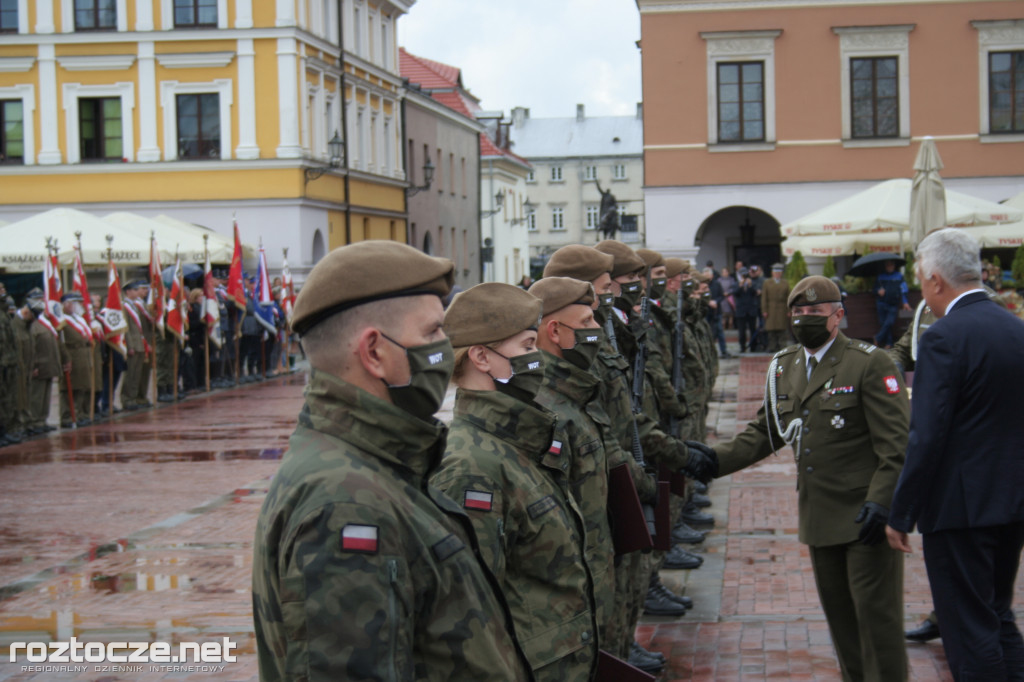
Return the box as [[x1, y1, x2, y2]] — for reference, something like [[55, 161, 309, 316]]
[[628, 270, 657, 538], [668, 288, 686, 438]]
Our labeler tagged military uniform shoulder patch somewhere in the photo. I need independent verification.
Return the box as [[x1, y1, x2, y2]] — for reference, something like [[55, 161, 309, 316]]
[[431, 534, 465, 561], [884, 375, 900, 394], [549, 440, 562, 455], [852, 341, 876, 354], [464, 490, 493, 511], [341, 524, 379, 554], [527, 495, 558, 520]]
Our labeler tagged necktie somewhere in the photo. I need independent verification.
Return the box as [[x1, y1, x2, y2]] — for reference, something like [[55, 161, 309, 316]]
[[807, 356, 818, 383]]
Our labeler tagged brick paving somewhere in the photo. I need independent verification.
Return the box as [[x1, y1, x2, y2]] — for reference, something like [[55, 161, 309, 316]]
[[0, 350, 1019, 681]]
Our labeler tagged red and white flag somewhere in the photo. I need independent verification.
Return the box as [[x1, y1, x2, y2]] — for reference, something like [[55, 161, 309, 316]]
[[147, 234, 166, 335], [227, 219, 246, 311], [341, 525, 379, 554], [464, 490, 494, 512], [72, 243, 94, 337], [203, 244, 223, 348], [97, 256, 128, 357], [281, 251, 295, 322], [165, 256, 187, 345], [43, 248, 65, 331]]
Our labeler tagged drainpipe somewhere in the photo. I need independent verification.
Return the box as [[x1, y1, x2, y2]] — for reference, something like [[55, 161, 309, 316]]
[[338, 5, 351, 245]]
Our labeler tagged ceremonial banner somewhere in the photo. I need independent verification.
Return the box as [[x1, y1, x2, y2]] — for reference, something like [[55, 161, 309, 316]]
[[43, 248, 65, 331], [97, 256, 128, 357], [253, 244, 277, 334], [203, 245, 223, 348], [165, 256, 187, 345], [148, 234, 166, 334], [72, 243, 94, 332], [281, 251, 295, 322], [227, 220, 246, 311]]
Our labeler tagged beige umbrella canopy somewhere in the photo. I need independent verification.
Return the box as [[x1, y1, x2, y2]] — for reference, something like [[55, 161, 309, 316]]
[[909, 137, 946, 247], [153, 214, 254, 262], [103, 212, 228, 265], [0, 207, 150, 273]]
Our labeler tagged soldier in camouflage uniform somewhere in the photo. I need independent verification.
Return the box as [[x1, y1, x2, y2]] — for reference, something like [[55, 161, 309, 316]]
[[431, 283, 598, 682], [252, 242, 531, 681], [0, 285, 18, 445]]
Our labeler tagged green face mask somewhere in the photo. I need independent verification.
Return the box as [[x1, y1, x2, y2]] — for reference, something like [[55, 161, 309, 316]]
[[560, 324, 604, 370], [791, 314, 832, 349], [597, 292, 615, 310], [489, 349, 545, 402], [616, 281, 643, 310], [649, 277, 667, 301], [380, 334, 455, 421]]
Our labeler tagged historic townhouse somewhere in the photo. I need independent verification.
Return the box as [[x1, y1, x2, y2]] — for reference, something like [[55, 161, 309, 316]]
[[637, 0, 1024, 271], [0, 0, 415, 281]]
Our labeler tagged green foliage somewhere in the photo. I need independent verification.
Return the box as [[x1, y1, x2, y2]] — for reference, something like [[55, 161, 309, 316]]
[[786, 251, 808, 287], [1012, 245, 1024, 287], [842, 275, 867, 294], [903, 251, 918, 290], [993, 255, 1002, 271], [823, 255, 836, 279]]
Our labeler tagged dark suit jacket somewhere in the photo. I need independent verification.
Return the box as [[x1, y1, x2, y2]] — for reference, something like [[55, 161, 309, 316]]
[[889, 291, 1024, 534]]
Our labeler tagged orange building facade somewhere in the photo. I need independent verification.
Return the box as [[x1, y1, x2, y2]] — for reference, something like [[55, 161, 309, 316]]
[[637, 0, 1024, 269]]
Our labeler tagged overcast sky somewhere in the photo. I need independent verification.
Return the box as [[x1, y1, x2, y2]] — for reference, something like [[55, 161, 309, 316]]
[[399, 0, 643, 119]]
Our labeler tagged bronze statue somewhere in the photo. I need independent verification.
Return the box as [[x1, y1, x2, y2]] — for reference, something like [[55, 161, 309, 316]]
[[594, 180, 619, 239]]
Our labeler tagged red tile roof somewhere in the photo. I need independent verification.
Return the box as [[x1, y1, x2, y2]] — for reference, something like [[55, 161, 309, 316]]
[[399, 48, 462, 90]]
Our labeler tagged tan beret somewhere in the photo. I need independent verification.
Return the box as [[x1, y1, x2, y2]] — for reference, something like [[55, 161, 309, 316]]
[[543, 244, 614, 282], [665, 258, 690, 278], [595, 240, 645, 278], [635, 248, 665, 270], [292, 240, 453, 335], [444, 283, 542, 348], [788, 276, 842, 308], [528, 277, 595, 316]]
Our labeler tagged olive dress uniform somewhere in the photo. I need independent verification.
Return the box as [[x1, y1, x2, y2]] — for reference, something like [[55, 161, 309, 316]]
[[136, 302, 155, 405], [122, 299, 145, 408], [0, 307, 18, 439], [59, 317, 93, 424], [761, 275, 791, 352], [13, 313, 33, 435], [29, 317, 68, 432], [714, 331, 910, 682]]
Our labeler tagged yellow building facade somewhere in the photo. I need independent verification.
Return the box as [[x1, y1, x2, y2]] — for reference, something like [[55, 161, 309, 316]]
[[0, 0, 414, 280]]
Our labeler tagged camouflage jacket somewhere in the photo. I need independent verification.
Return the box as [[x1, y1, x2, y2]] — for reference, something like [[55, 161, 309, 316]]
[[0, 309, 16, 367], [30, 319, 67, 379], [431, 389, 598, 682], [252, 370, 531, 682], [533, 351, 615, 634]]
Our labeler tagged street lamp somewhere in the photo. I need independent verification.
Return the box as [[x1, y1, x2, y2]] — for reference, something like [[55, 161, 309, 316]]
[[481, 190, 505, 218], [304, 132, 345, 183], [407, 159, 435, 197], [510, 199, 536, 225]]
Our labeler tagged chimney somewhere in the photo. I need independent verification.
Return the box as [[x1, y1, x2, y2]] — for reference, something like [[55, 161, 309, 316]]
[[576, 104, 585, 122], [511, 106, 529, 128], [636, 102, 643, 120]]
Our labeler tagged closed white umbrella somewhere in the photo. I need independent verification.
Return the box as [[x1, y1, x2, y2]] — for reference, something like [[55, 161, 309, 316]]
[[909, 137, 946, 248], [0, 207, 150, 273]]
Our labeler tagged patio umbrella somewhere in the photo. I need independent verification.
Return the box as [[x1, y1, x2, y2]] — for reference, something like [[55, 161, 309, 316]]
[[909, 137, 946, 248], [846, 251, 907, 278], [161, 263, 204, 287]]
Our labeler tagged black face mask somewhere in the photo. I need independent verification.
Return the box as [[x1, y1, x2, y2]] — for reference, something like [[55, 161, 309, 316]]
[[791, 314, 833, 349], [649, 277, 667, 301], [489, 349, 545, 402], [597, 292, 615, 310], [559, 324, 603, 370], [379, 334, 455, 421], [616, 281, 642, 310]]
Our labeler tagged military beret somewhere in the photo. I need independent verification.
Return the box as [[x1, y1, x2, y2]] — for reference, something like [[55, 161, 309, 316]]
[[444, 283, 542, 348], [771, 263, 784, 271], [788, 275, 842, 308], [696, 271, 712, 284], [292, 241, 454, 335], [528, 277, 595, 316], [24, 287, 44, 300], [61, 292, 83, 302], [123, 280, 144, 291], [543, 245, 614, 282], [595, 240, 645, 278], [635, 248, 665, 270], [665, 258, 691, 278]]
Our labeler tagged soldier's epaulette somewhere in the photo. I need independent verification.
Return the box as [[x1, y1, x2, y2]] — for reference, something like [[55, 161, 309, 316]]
[[773, 345, 800, 360], [848, 340, 876, 354]]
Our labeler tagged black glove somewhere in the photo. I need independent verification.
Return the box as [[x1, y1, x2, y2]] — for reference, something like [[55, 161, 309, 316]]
[[854, 501, 889, 546], [682, 440, 719, 483]]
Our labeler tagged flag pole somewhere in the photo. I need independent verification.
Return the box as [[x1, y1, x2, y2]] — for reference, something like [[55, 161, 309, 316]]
[[79, 230, 95, 423], [150, 231, 158, 409], [203, 234, 211, 394], [106, 236, 114, 416], [53, 239, 76, 426]]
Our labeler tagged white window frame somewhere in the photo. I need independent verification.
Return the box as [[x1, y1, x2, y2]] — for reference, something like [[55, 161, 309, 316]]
[[525, 169, 535, 183], [583, 165, 596, 181], [63, 0, 128, 32], [833, 25, 913, 147], [159, 79, 232, 161], [551, 206, 565, 231], [612, 163, 626, 180], [0, 84, 35, 164], [585, 204, 599, 230], [972, 20, 1024, 140], [383, 115, 393, 177], [352, 2, 363, 57], [550, 165, 563, 182], [62, 81, 134, 163], [7, 0, 29, 33], [160, 0, 227, 30], [380, 15, 392, 70], [526, 211, 537, 232], [701, 30, 780, 148]]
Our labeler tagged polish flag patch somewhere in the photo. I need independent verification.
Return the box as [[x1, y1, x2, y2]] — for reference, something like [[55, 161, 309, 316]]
[[549, 440, 563, 455], [341, 524, 379, 553], [464, 490, 493, 511], [884, 375, 900, 394]]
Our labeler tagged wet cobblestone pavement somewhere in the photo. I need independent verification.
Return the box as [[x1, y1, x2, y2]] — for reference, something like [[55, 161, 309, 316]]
[[0, 354, 1020, 680]]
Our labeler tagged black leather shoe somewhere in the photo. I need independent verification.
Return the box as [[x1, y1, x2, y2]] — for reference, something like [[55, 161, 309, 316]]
[[6, 431, 24, 443], [76, 418, 91, 427], [663, 545, 703, 569], [691, 492, 712, 508], [671, 522, 706, 545], [43, 424, 56, 432], [655, 583, 693, 609], [681, 502, 715, 527], [628, 642, 664, 672], [644, 586, 688, 616], [158, 393, 174, 403], [905, 618, 941, 642]]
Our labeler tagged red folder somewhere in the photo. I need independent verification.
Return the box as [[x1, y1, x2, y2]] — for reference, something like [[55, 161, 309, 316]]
[[594, 649, 657, 682], [608, 463, 654, 555]]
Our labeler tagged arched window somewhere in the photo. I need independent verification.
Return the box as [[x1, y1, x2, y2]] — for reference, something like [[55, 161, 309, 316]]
[[312, 229, 326, 264]]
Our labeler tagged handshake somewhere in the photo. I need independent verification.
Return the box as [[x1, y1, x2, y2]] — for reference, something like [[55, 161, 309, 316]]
[[681, 441, 719, 484]]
